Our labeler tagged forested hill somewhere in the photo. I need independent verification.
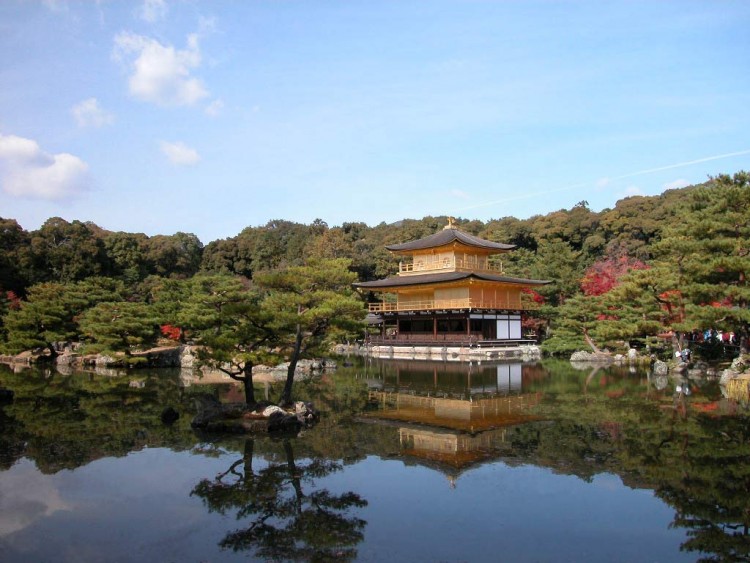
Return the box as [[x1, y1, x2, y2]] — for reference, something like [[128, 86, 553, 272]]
[[1, 178, 697, 297], [1, 171, 748, 358]]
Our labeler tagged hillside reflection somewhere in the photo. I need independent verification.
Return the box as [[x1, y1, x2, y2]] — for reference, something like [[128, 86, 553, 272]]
[[0, 359, 749, 561], [354, 358, 750, 561]]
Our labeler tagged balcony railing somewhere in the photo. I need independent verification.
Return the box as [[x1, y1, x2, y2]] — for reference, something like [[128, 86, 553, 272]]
[[399, 257, 503, 275], [367, 298, 533, 313], [369, 333, 481, 344]]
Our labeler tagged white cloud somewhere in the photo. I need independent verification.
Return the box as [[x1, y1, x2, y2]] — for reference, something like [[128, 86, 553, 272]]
[[0, 133, 90, 200], [596, 177, 610, 189], [112, 31, 209, 107], [160, 140, 200, 166], [0, 460, 70, 537], [71, 98, 115, 128], [663, 178, 690, 190], [138, 0, 167, 23], [449, 189, 470, 200], [205, 98, 224, 117]]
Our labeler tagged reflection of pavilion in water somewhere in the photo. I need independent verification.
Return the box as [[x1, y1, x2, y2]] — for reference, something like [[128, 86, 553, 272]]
[[359, 360, 545, 481]]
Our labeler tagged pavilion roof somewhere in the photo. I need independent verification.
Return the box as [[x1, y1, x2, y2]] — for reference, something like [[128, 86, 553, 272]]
[[354, 271, 551, 290], [385, 228, 515, 254]]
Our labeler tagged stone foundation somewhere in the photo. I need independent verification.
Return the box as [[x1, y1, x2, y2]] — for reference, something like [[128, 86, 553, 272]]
[[364, 343, 542, 362]]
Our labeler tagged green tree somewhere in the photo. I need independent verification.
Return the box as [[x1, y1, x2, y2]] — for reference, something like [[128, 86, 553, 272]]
[[179, 274, 274, 405], [28, 217, 108, 284], [255, 258, 365, 406], [102, 231, 149, 284], [67, 277, 126, 309], [251, 220, 313, 270], [143, 232, 203, 278], [2, 278, 124, 356], [200, 220, 316, 278], [667, 172, 750, 352], [146, 276, 192, 333], [614, 172, 750, 354], [3, 282, 70, 356], [200, 237, 249, 277], [482, 216, 538, 251], [306, 227, 353, 260], [531, 241, 583, 306], [78, 301, 158, 361], [542, 293, 603, 355], [527, 203, 599, 253], [0, 217, 32, 294]]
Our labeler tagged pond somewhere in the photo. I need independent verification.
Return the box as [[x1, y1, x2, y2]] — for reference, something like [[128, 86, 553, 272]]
[[0, 358, 748, 562]]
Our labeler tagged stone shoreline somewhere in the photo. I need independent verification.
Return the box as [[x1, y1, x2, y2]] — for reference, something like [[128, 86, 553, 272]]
[[0, 344, 335, 382], [335, 342, 542, 362]]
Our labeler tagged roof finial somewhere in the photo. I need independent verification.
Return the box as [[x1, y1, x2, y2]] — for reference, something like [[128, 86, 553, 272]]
[[443, 216, 456, 230]]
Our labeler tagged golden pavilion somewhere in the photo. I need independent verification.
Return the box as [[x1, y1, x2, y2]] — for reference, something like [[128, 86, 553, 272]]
[[354, 219, 550, 352]]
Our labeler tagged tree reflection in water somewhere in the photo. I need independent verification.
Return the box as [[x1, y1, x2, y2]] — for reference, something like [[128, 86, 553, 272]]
[[2, 360, 750, 561], [656, 414, 750, 562], [191, 437, 368, 561]]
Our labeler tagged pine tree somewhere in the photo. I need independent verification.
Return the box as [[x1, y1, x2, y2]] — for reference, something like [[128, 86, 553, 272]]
[[178, 274, 274, 405], [255, 258, 364, 406], [78, 301, 158, 362], [2, 278, 124, 356], [654, 172, 750, 352]]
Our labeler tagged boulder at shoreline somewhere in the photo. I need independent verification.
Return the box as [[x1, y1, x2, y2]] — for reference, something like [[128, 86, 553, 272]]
[[190, 395, 318, 434]]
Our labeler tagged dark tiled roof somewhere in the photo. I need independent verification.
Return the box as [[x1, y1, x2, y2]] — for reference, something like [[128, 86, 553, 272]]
[[354, 271, 551, 289], [385, 228, 515, 253]]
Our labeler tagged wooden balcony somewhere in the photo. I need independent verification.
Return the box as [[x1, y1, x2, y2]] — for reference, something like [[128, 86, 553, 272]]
[[367, 298, 534, 313], [399, 257, 503, 275], [370, 333, 481, 344]]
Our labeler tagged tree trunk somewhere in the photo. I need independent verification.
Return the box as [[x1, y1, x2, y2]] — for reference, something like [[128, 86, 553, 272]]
[[672, 331, 683, 353], [582, 328, 601, 354], [280, 322, 303, 407], [583, 366, 602, 394], [242, 438, 254, 479], [46, 342, 59, 359], [283, 439, 304, 514], [242, 361, 256, 406]]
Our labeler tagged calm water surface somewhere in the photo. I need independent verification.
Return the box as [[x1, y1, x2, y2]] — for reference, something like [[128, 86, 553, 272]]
[[0, 358, 748, 562]]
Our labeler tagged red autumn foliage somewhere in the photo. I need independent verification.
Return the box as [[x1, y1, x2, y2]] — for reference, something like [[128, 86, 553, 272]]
[[521, 315, 546, 335], [691, 402, 719, 413], [596, 306, 620, 321], [596, 313, 619, 321], [160, 324, 182, 341], [521, 287, 545, 304], [658, 290, 685, 323], [5, 291, 21, 310], [581, 254, 648, 296]]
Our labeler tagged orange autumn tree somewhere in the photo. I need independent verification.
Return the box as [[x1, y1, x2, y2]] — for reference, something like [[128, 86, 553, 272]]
[[543, 247, 652, 355], [580, 250, 648, 297]]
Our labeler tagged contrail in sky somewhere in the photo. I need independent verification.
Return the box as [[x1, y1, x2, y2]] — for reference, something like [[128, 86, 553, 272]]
[[454, 149, 750, 213], [607, 149, 750, 181]]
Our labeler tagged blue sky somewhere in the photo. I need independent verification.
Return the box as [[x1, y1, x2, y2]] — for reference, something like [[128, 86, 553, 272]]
[[1, 1, 749, 243]]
